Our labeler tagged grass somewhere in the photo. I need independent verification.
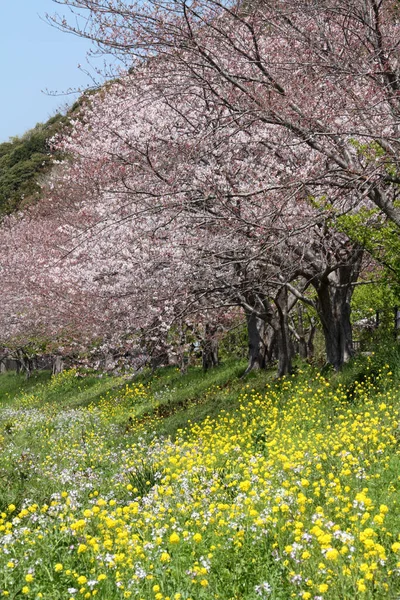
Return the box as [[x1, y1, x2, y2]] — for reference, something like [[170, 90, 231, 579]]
[[0, 370, 51, 403], [0, 352, 400, 599]]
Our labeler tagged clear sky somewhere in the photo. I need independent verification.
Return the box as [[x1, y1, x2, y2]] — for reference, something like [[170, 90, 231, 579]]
[[0, 0, 97, 142]]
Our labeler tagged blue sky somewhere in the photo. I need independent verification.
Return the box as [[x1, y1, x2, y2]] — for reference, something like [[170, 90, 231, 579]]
[[0, 0, 97, 142]]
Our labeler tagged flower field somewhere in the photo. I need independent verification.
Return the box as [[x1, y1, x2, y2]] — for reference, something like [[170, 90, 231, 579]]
[[0, 361, 400, 599]]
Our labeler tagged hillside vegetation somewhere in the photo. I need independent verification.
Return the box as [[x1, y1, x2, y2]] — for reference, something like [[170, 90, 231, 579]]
[[0, 114, 66, 215], [1, 352, 400, 600]]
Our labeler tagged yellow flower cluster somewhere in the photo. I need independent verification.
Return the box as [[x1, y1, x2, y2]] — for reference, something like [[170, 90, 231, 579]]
[[0, 366, 399, 599]]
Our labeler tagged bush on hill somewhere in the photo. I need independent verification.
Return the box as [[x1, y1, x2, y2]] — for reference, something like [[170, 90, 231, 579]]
[[0, 114, 67, 215]]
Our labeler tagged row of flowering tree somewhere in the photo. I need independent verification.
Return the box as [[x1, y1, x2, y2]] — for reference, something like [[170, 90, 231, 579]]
[[1, 0, 398, 374], [0, 66, 360, 375], [49, 67, 367, 373]]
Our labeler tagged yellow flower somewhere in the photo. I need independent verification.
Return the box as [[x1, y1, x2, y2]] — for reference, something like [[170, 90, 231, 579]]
[[392, 542, 400, 553], [169, 532, 180, 544], [193, 533, 202, 543], [160, 552, 170, 563], [22, 588, 29, 595], [77, 576, 87, 585], [373, 514, 384, 525], [70, 519, 86, 531], [325, 548, 339, 561], [357, 580, 367, 592], [25, 574, 34, 583], [54, 563, 63, 572], [318, 584, 328, 593], [8, 505, 16, 513], [239, 480, 251, 492]]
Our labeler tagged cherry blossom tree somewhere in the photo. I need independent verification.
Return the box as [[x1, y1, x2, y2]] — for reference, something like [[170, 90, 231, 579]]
[[43, 0, 400, 369], [5, 0, 389, 371], [49, 0, 400, 225], [46, 62, 364, 372], [0, 211, 106, 367]]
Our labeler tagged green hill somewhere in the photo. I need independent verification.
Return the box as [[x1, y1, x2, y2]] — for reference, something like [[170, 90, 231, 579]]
[[0, 114, 67, 215]]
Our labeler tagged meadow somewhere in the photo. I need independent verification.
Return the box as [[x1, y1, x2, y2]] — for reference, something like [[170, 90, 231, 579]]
[[0, 354, 400, 600]]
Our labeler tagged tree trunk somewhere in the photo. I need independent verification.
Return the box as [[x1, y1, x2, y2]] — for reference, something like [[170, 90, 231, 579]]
[[265, 326, 277, 364], [244, 310, 266, 373], [104, 353, 115, 371], [315, 260, 362, 370], [296, 304, 308, 360], [16, 350, 32, 379], [202, 323, 219, 371], [292, 306, 316, 361], [244, 292, 293, 377], [274, 287, 293, 377], [52, 356, 64, 375], [307, 318, 316, 360]]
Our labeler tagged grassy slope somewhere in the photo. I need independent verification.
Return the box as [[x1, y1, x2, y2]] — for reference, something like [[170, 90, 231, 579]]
[[0, 361, 249, 509], [0, 354, 400, 599]]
